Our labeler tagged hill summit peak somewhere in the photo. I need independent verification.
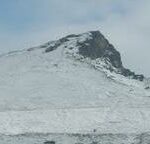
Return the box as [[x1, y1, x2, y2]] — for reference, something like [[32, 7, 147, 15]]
[[32, 30, 144, 81]]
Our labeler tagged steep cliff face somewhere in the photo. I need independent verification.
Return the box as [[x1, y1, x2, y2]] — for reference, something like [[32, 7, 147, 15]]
[[77, 31, 122, 68], [45, 31, 144, 81]]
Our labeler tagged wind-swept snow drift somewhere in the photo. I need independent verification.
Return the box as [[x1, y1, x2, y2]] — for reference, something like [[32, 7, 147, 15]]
[[0, 31, 149, 135]]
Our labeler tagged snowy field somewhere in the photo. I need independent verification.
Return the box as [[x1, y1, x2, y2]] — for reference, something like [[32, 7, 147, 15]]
[[0, 107, 150, 135], [0, 32, 150, 143]]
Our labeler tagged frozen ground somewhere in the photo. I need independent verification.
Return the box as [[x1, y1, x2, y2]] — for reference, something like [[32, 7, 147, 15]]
[[0, 47, 150, 134], [0, 32, 150, 143]]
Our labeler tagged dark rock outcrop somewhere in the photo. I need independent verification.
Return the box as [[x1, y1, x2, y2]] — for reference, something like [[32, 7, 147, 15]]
[[44, 140, 55, 144], [78, 31, 122, 69], [77, 31, 144, 81], [45, 30, 144, 81]]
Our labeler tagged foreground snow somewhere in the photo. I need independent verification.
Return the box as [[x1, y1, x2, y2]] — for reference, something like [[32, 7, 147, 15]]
[[0, 107, 150, 135]]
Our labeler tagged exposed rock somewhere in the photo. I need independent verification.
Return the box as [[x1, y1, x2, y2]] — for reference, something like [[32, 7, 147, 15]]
[[122, 68, 144, 81], [77, 31, 144, 81], [78, 31, 122, 69], [45, 30, 144, 81], [44, 140, 55, 144]]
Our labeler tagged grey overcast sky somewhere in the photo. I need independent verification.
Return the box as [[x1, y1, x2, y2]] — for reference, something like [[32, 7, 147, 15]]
[[0, 0, 150, 76]]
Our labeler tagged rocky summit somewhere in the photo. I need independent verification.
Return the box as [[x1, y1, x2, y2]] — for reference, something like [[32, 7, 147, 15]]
[[44, 31, 144, 81]]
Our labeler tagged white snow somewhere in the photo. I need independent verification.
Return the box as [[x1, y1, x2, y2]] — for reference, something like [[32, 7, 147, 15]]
[[0, 32, 150, 135]]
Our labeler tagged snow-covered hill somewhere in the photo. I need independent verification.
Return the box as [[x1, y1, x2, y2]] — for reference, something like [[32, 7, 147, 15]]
[[0, 31, 150, 135]]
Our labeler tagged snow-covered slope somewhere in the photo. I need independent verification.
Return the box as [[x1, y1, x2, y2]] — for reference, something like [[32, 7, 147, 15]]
[[0, 31, 150, 135]]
